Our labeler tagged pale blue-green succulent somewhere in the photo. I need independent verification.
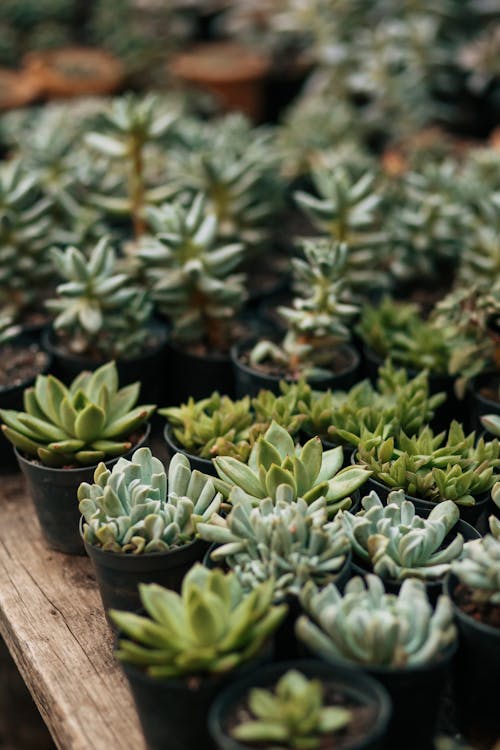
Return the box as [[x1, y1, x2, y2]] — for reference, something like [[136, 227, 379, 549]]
[[451, 515, 500, 605]]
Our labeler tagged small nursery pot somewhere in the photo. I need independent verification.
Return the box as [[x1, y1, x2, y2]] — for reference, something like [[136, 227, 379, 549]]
[[468, 372, 500, 432], [164, 337, 235, 404], [314, 644, 456, 750], [163, 423, 216, 476], [22, 47, 124, 97], [444, 573, 500, 747], [209, 659, 392, 750], [120, 646, 272, 750], [41, 323, 168, 402], [231, 339, 361, 398], [16, 424, 150, 556]]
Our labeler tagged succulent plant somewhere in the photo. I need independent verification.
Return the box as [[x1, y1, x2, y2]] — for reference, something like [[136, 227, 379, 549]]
[[356, 421, 500, 507], [85, 94, 177, 238], [297, 574, 457, 668], [342, 490, 463, 581], [0, 361, 155, 467], [136, 193, 246, 349], [197, 496, 350, 602], [294, 166, 389, 291], [451, 515, 500, 605], [213, 422, 370, 515], [110, 565, 287, 678], [456, 194, 500, 288], [230, 669, 352, 749], [0, 159, 53, 322], [78, 447, 222, 553], [250, 241, 359, 380], [46, 237, 154, 360], [481, 413, 500, 439]]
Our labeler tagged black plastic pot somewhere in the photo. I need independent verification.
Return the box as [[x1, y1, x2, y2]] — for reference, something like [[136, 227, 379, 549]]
[[164, 337, 235, 404], [121, 647, 272, 750], [232, 339, 361, 399], [209, 659, 392, 750], [163, 423, 216, 476], [84, 529, 208, 615], [0, 333, 51, 470], [15, 424, 150, 556], [445, 574, 500, 748], [41, 323, 168, 403], [361, 346, 463, 431], [468, 372, 500, 432]]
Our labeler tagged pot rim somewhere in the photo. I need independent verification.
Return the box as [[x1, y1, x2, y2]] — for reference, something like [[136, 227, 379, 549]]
[[0, 332, 51, 395], [163, 423, 214, 467], [362, 345, 451, 382]]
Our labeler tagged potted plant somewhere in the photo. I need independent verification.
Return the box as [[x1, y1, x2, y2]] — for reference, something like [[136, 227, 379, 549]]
[[136, 192, 248, 402], [110, 565, 287, 750], [341, 489, 479, 602], [209, 661, 392, 750], [232, 241, 361, 397], [355, 421, 500, 527], [211, 422, 371, 517], [297, 574, 457, 750], [79, 446, 222, 613], [0, 361, 154, 553], [42, 237, 167, 400], [446, 513, 500, 747]]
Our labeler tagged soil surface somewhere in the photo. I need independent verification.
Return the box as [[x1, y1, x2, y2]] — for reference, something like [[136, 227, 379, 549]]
[[0, 344, 48, 390], [225, 683, 378, 750], [239, 342, 355, 380], [454, 582, 500, 629]]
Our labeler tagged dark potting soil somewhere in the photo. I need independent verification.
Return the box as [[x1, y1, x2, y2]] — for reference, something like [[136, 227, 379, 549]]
[[175, 322, 250, 358], [0, 344, 48, 390], [239, 344, 354, 380], [53, 331, 163, 362], [225, 684, 377, 750], [454, 582, 500, 630]]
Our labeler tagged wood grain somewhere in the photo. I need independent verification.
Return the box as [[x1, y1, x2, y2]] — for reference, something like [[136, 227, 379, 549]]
[[0, 472, 145, 750]]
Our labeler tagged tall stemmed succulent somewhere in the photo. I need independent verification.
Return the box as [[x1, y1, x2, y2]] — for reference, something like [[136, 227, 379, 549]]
[[342, 490, 464, 581], [136, 193, 246, 350], [111, 565, 287, 678], [0, 362, 155, 467], [198, 496, 350, 602], [250, 241, 359, 380], [0, 160, 53, 321], [212, 422, 370, 515], [85, 94, 177, 239], [451, 515, 500, 605], [79, 447, 222, 553], [297, 574, 457, 668], [46, 237, 154, 360]]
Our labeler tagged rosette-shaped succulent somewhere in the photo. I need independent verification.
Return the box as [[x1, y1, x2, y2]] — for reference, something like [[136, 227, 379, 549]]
[[342, 490, 463, 581], [213, 422, 370, 514], [47, 237, 154, 359], [198, 495, 350, 601], [451, 515, 500, 605], [110, 565, 287, 678], [79, 447, 222, 553], [0, 362, 155, 467], [297, 574, 456, 667]]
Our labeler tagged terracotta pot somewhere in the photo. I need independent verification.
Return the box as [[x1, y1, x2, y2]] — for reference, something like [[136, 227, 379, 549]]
[[0, 68, 41, 110], [170, 42, 270, 121], [22, 47, 124, 98]]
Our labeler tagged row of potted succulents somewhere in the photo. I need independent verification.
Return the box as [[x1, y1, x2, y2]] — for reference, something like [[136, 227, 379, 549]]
[[1, 350, 499, 748]]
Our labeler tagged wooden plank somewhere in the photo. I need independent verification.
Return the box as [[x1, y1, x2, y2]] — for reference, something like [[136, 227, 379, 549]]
[[0, 472, 145, 750]]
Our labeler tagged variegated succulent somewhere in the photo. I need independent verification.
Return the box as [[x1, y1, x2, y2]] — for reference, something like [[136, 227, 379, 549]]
[[297, 574, 457, 667], [341, 490, 463, 581], [79, 447, 222, 553], [197, 496, 350, 602]]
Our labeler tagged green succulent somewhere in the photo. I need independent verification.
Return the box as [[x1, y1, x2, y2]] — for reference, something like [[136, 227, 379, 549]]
[[78, 447, 221, 553], [198, 496, 350, 602], [451, 515, 500, 605], [136, 193, 246, 349], [110, 565, 287, 678], [0, 159, 53, 321], [230, 669, 352, 749], [46, 237, 154, 360], [250, 241, 359, 380], [457, 194, 500, 288], [0, 361, 155, 467], [342, 490, 463, 581], [213, 422, 371, 515], [85, 94, 177, 239], [356, 421, 500, 507], [294, 166, 389, 291], [251, 387, 306, 437], [297, 574, 457, 668]]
